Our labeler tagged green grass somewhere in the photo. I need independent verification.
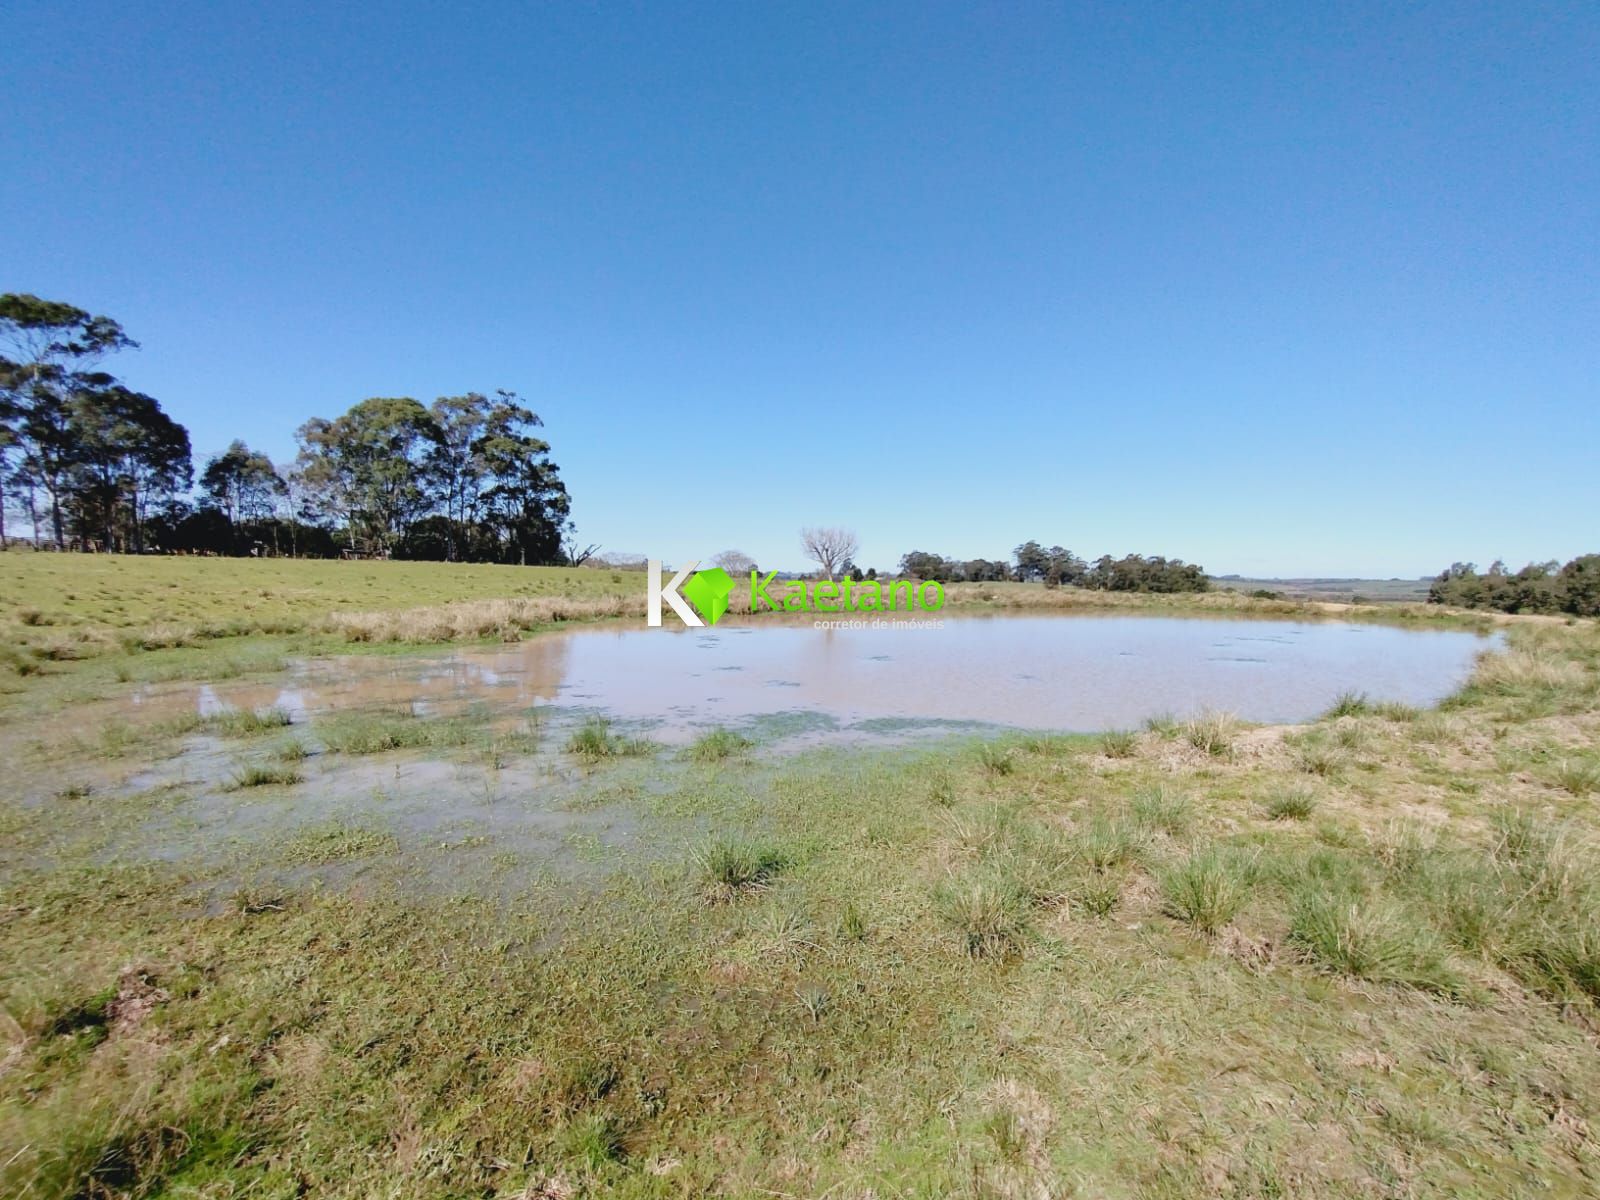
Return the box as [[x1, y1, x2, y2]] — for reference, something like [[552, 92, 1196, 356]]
[[565, 717, 655, 763], [2, 563, 1599, 1198], [209, 706, 294, 736], [0, 552, 637, 660], [1159, 849, 1252, 933], [314, 708, 529, 758], [691, 835, 789, 899], [1288, 890, 1463, 995], [681, 727, 754, 763], [1325, 689, 1372, 718], [975, 742, 1015, 776], [1260, 785, 1318, 821], [1549, 757, 1600, 796], [1130, 785, 1191, 835], [1099, 728, 1138, 758], [935, 874, 1030, 958], [229, 762, 304, 789], [279, 822, 400, 865]]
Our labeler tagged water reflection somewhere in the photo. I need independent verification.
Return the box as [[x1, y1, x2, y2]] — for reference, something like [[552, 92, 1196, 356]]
[[166, 613, 1492, 739]]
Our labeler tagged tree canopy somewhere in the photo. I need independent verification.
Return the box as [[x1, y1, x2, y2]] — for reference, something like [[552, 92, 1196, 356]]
[[1, 294, 186, 551], [1, 293, 581, 563], [898, 544, 1210, 592], [1428, 557, 1600, 617]]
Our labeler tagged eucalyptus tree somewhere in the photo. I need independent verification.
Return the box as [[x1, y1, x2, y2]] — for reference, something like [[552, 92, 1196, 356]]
[[295, 397, 441, 556], [201, 440, 285, 530], [418, 390, 572, 563], [473, 392, 571, 564], [0, 294, 192, 550], [68, 382, 192, 551], [1, 294, 139, 546]]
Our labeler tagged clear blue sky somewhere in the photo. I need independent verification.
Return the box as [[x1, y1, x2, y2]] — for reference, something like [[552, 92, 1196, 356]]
[[5, 2, 1596, 577]]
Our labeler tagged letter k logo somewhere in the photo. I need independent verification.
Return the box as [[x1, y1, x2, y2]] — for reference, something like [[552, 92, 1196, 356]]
[[648, 560, 735, 627], [648, 560, 702, 626]]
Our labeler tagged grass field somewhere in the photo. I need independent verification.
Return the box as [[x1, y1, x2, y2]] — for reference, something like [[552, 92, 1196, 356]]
[[2, 553, 1598, 1198], [1215, 577, 1435, 604]]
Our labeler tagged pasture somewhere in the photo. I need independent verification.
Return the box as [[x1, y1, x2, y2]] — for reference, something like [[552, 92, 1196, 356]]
[[2, 553, 1598, 1198]]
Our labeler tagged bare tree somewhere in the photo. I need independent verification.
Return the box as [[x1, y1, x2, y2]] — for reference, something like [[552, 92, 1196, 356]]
[[800, 526, 858, 580], [713, 549, 757, 575], [560, 524, 599, 567]]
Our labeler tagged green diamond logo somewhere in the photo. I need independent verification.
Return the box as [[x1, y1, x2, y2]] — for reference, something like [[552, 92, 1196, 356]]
[[681, 567, 734, 626]]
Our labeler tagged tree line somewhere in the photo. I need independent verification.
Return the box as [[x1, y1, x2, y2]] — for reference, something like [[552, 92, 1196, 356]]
[[1428, 557, 1600, 617], [0, 293, 578, 562], [898, 541, 1211, 592]]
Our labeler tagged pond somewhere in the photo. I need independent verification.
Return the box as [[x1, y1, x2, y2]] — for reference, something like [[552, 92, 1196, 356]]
[[167, 613, 1495, 742], [22, 612, 1494, 885]]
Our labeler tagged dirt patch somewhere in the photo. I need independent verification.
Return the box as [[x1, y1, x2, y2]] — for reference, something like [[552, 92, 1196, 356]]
[[106, 965, 170, 1037]]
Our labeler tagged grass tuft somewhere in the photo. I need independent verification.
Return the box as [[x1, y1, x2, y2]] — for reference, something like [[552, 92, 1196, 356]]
[[209, 706, 294, 737], [1130, 785, 1191, 835], [1289, 890, 1461, 994], [230, 762, 304, 789], [1373, 700, 1421, 722], [1550, 758, 1600, 797], [1325, 690, 1372, 718], [1142, 711, 1179, 737], [317, 709, 481, 755], [1100, 729, 1138, 758], [565, 717, 655, 763], [935, 875, 1029, 958], [1159, 850, 1251, 933], [1072, 816, 1145, 873], [976, 742, 1015, 776], [1260, 786, 1318, 821], [693, 836, 788, 900], [682, 727, 754, 763], [1184, 710, 1238, 758], [1293, 739, 1347, 778]]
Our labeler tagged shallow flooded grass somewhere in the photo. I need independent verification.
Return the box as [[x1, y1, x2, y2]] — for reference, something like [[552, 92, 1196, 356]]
[[209, 706, 294, 736], [565, 717, 655, 763], [229, 761, 305, 789], [681, 727, 754, 763]]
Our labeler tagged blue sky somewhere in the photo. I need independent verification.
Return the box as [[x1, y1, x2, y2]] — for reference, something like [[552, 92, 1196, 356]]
[[5, 2, 1596, 577]]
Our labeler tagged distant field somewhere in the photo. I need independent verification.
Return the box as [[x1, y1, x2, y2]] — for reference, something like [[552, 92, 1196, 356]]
[[1215, 576, 1433, 603], [0, 552, 636, 658]]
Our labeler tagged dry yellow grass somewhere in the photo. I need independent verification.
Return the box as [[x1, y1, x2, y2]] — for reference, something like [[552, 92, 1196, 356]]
[[328, 595, 637, 643]]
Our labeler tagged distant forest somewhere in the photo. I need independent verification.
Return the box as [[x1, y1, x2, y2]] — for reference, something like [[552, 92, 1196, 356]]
[[0, 293, 579, 563], [1429, 557, 1600, 617], [898, 543, 1211, 592]]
